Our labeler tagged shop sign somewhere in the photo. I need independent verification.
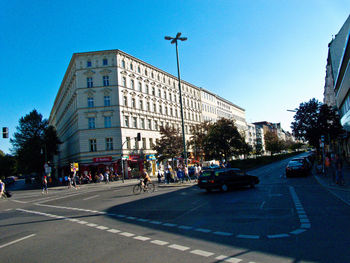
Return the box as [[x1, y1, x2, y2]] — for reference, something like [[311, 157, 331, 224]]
[[129, 154, 140, 160], [93, 156, 112, 162], [146, 154, 156, 160]]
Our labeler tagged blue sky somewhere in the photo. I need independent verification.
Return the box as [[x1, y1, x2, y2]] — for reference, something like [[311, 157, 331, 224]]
[[0, 0, 349, 154]]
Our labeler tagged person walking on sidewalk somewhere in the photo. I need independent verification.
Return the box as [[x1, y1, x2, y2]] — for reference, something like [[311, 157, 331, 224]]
[[42, 175, 48, 194], [335, 154, 345, 186]]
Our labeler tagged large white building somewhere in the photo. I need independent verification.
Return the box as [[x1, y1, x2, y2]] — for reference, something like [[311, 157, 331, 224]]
[[49, 49, 246, 177]]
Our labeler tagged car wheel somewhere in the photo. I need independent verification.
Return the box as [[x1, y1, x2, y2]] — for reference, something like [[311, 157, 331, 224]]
[[221, 184, 228, 192]]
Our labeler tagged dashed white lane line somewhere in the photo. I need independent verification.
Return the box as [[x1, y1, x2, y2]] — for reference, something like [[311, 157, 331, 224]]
[[190, 249, 214, 257], [0, 234, 36, 249], [214, 231, 233, 236], [195, 228, 211, 233], [236, 234, 260, 239], [151, 240, 169, 246], [216, 255, 242, 263], [16, 208, 247, 263], [267, 234, 290, 239], [168, 244, 190, 251]]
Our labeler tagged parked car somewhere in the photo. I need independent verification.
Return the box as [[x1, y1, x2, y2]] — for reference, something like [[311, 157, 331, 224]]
[[285, 159, 311, 177], [3, 176, 15, 185], [292, 157, 312, 170], [197, 168, 259, 192]]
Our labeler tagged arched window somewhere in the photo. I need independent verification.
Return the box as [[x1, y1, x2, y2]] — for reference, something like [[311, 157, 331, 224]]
[[122, 60, 125, 68]]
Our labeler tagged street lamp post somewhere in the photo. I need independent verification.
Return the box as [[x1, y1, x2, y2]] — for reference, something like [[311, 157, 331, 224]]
[[165, 32, 188, 167]]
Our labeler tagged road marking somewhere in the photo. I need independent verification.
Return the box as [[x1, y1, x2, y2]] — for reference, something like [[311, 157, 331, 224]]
[[136, 218, 149, 222], [86, 223, 98, 227], [168, 244, 190, 251], [83, 195, 99, 200], [236, 234, 260, 239], [10, 200, 28, 204], [133, 236, 151, 241], [107, 229, 121, 233], [151, 240, 169, 246], [77, 221, 88, 224], [149, 220, 162, 225], [126, 216, 137, 220], [195, 228, 211, 233], [267, 234, 290, 238], [290, 229, 306, 235], [213, 231, 233, 236], [163, 223, 177, 227], [215, 255, 242, 263], [119, 232, 135, 237], [0, 234, 36, 249], [190, 249, 214, 257]]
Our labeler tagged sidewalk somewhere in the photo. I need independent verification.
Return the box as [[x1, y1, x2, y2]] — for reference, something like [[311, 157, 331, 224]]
[[314, 162, 350, 206]]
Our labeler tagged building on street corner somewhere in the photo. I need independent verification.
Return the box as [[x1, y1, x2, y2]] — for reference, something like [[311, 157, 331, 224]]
[[49, 49, 247, 179]]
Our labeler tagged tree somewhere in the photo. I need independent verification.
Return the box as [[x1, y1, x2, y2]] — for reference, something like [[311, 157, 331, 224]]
[[153, 125, 183, 162], [291, 98, 343, 149], [264, 130, 282, 155], [188, 121, 211, 162], [203, 118, 246, 161], [0, 154, 16, 179], [10, 109, 61, 175]]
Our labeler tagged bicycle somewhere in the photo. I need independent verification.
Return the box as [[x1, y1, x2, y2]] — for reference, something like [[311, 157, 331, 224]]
[[1, 192, 7, 199], [133, 180, 155, 195]]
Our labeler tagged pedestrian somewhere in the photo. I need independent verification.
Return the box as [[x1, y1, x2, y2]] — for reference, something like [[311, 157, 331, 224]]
[[335, 154, 345, 186], [72, 171, 78, 189], [184, 166, 191, 182], [325, 154, 331, 176], [0, 179, 5, 198], [165, 167, 171, 184], [157, 169, 163, 184], [42, 175, 48, 194], [104, 171, 110, 184], [194, 164, 199, 181]]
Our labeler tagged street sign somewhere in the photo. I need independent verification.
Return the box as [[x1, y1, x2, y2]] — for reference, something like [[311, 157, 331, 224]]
[[70, 162, 79, 172], [44, 163, 51, 174]]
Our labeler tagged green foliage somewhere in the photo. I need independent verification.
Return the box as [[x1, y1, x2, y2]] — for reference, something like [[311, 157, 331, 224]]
[[153, 125, 183, 161], [264, 130, 284, 155], [10, 109, 61, 174], [291, 98, 344, 149], [188, 121, 210, 161], [0, 154, 16, 178], [202, 118, 248, 161]]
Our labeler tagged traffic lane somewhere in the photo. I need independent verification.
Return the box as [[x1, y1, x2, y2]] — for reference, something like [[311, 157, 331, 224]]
[[5, 208, 235, 263]]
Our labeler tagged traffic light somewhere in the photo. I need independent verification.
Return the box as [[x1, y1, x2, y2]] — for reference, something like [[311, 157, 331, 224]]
[[70, 163, 74, 171], [137, 132, 141, 141], [2, 127, 8, 138]]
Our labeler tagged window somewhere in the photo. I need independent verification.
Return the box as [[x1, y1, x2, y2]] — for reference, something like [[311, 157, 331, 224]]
[[88, 118, 95, 129], [158, 89, 161, 97], [104, 96, 111, 106], [140, 118, 145, 129], [149, 138, 153, 148], [145, 69, 148, 76], [130, 63, 133, 70], [165, 107, 168, 115], [142, 138, 146, 149], [104, 116, 111, 128], [106, 138, 113, 150], [153, 103, 156, 113], [126, 137, 131, 149], [124, 116, 129, 127], [131, 98, 136, 108], [122, 60, 125, 68], [122, 77, 126, 87], [152, 87, 155, 96], [131, 79, 134, 89], [87, 77, 93, 88], [140, 100, 143, 110], [138, 82, 142, 92], [123, 96, 128, 106], [88, 97, 94, 108], [89, 139, 97, 152], [147, 102, 150, 111], [148, 119, 152, 129], [87, 61, 92, 67], [146, 85, 149, 94], [159, 105, 162, 114], [154, 120, 158, 130], [103, 76, 109, 86], [138, 66, 141, 73], [170, 108, 173, 116], [133, 117, 137, 128], [103, 58, 108, 66]]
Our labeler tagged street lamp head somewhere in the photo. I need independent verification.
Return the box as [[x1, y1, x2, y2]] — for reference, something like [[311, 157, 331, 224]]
[[176, 32, 182, 38], [164, 36, 172, 40], [179, 37, 187, 41], [171, 39, 177, 44]]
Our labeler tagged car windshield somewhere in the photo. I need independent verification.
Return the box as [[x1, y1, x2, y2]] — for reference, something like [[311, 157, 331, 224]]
[[288, 161, 303, 167]]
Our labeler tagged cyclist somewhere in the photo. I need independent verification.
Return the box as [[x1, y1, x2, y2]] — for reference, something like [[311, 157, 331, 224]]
[[0, 179, 5, 198], [141, 169, 151, 189]]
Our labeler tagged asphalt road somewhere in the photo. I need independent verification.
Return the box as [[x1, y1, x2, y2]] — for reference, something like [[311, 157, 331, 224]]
[[1, 155, 350, 263]]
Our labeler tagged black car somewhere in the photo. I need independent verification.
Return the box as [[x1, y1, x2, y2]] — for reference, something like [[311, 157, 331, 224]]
[[197, 168, 259, 192], [285, 159, 310, 177]]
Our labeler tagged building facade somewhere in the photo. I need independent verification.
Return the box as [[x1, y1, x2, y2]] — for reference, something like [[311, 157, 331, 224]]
[[50, 49, 246, 177]]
